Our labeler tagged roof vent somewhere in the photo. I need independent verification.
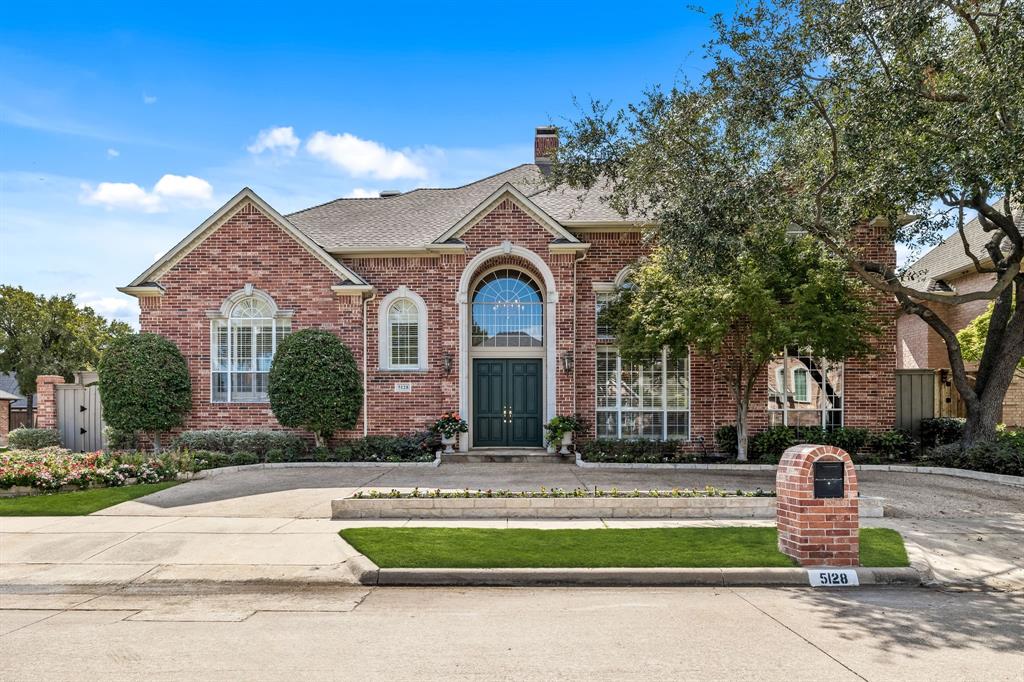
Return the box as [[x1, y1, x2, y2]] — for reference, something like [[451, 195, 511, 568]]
[[379, 190, 402, 198]]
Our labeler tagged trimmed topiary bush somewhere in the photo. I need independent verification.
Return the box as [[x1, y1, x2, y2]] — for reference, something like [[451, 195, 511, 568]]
[[98, 333, 192, 451], [268, 329, 363, 447], [171, 429, 305, 460], [7, 428, 61, 450]]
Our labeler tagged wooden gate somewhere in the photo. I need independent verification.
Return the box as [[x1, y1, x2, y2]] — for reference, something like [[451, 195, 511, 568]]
[[895, 370, 936, 436], [56, 383, 106, 452]]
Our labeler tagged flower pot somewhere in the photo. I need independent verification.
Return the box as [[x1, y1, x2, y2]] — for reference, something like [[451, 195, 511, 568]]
[[560, 431, 574, 455], [441, 434, 457, 454]]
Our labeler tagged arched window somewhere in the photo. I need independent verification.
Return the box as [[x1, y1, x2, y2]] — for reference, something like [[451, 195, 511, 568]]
[[211, 290, 290, 403], [379, 287, 428, 371], [471, 268, 543, 347]]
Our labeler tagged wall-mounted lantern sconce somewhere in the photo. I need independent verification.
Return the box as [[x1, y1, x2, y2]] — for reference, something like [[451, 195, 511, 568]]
[[443, 351, 454, 376], [561, 350, 574, 374]]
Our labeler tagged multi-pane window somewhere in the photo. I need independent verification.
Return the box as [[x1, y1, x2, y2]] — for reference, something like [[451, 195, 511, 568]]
[[211, 296, 290, 403], [388, 299, 420, 369], [596, 348, 690, 440], [767, 348, 843, 428], [471, 269, 543, 347], [595, 292, 616, 339]]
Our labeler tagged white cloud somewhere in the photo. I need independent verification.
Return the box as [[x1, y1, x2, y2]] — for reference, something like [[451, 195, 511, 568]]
[[77, 293, 139, 328], [142, 94, 157, 105], [306, 131, 428, 180], [80, 174, 213, 212], [106, 148, 120, 158], [153, 174, 213, 201], [346, 188, 379, 198], [81, 181, 164, 212], [248, 126, 300, 156]]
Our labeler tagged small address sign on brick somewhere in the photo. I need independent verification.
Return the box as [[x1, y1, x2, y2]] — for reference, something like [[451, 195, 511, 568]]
[[393, 382, 413, 393]]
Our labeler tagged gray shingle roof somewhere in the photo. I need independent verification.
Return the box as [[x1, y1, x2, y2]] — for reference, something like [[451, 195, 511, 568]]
[[286, 164, 633, 251], [902, 211, 1019, 292], [0, 373, 29, 409]]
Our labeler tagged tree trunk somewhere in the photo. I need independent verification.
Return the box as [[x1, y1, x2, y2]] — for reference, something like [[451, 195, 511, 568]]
[[735, 398, 750, 462], [152, 432, 162, 453], [314, 431, 327, 449], [961, 353, 1019, 448], [26, 394, 33, 428]]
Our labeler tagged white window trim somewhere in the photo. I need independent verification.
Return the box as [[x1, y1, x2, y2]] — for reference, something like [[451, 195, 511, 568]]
[[768, 350, 844, 428], [378, 286, 429, 371], [596, 346, 691, 441], [208, 286, 292, 404]]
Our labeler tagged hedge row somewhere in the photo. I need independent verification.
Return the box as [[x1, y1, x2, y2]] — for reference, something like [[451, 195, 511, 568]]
[[713, 425, 915, 463]]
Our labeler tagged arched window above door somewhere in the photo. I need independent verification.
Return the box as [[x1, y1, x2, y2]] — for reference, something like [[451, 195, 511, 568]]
[[471, 268, 544, 347]]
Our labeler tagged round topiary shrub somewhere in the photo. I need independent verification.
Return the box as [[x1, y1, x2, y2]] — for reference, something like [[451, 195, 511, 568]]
[[268, 329, 363, 447], [98, 333, 192, 451]]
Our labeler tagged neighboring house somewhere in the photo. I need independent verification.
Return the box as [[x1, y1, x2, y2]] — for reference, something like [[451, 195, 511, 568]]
[[119, 127, 898, 451], [897, 213, 1023, 426], [0, 373, 34, 430]]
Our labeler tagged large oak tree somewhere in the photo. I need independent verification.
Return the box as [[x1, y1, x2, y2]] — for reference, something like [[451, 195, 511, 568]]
[[549, 0, 1023, 447]]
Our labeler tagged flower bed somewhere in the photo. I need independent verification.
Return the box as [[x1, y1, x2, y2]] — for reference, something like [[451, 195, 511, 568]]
[[352, 485, 775, 499], [0, 448, 181, 494]]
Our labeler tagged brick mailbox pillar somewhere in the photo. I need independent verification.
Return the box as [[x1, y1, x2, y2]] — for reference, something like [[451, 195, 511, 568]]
[[776, 444, 859, 567]]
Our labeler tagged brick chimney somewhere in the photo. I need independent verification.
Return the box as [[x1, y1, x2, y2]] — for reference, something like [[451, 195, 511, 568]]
[[534, 126, 558, 165]]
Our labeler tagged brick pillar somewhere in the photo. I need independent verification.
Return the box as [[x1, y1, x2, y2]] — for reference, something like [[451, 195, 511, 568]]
[[0, 399, 10, 445], [776, 444, 859, 567], [35, 375, 66, 430]]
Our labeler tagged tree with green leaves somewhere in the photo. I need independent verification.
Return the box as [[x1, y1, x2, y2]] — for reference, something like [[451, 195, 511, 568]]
[[604, 234, 877, 461], [958, 304, 1024, 370], [268, 329, 363, 447], [97, 333, 192, 451], [549, 0, 1023, 448], [0, 285, 132, 422]]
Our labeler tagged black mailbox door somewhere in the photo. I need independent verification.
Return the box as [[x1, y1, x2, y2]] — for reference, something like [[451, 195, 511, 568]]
[[813, 461, 845, 498]]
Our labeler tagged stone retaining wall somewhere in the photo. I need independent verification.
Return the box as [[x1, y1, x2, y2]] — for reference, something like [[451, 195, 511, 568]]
[[332, 495, 885, 519]]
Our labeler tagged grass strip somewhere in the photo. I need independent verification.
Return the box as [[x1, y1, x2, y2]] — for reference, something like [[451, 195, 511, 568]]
[[340, 526, 908, 569], [0, 482, 180, 516]]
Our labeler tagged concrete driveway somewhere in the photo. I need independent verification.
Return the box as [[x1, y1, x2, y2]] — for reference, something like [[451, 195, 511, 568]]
[[94, 462, 1024, 520]]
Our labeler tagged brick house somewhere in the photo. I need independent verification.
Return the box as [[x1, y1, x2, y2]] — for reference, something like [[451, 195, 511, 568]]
[[119, 127, 898, 451], [898, 213, 1024, 426]]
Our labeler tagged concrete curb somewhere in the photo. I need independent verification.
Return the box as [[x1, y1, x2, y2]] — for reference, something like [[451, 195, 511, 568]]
[[191, 456, 441, 479], [368, 565, 923, 587], [575, 456, 1024, 488]]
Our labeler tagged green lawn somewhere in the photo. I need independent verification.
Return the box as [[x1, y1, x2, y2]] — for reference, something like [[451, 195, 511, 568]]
[[340, 526, 908, 569], [0, 482, 179, 516]]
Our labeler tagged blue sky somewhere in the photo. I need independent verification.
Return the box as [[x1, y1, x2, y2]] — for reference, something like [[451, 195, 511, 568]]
[[1, 1, 749, 326]]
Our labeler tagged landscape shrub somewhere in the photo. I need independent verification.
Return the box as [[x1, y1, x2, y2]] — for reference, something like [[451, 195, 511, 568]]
[[749, 426, 793, 462], [98, 333, 192, 450], [104, 426, 138, 451], [171, 430, 305, 460], [714, 425, 738, 457], [577, 439, 682, 463], [268, 329, 363, 447], [334, 432, 439, 462], [7, 428, 61, 450], [924, 440, 1023, 477], [866, 430, 917, 461], [919, 418, 965, 448]]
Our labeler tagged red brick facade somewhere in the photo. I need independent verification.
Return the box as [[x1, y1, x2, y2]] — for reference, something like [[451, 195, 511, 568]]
[[34, 375, 65, 431], [131, 192, 900, 448], [776, 444, 859, 567]]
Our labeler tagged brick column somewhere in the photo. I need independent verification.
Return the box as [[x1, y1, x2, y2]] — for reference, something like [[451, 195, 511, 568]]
[[35, 375, 66, 430], [776, 444, 859, 567], [0, 399, 10, 444]]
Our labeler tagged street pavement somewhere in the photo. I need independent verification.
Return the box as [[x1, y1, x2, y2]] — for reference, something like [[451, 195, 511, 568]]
[[1, 585, 1021, 680]]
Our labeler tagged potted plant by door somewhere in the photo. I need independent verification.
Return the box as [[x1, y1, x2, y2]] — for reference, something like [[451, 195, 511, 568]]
[[544, 415, 583, 455], [433, 411, 468, 454]]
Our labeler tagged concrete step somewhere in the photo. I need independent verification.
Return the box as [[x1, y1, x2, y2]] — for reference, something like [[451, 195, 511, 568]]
[[441, 450, 570, 464]]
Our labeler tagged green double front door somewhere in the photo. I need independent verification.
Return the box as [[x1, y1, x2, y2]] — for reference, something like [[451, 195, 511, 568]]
[[472, 358, 543, 447]]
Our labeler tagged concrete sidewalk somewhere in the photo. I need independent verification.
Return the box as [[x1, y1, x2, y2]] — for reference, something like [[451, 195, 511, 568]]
[[3, 515, 1021, 591]]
